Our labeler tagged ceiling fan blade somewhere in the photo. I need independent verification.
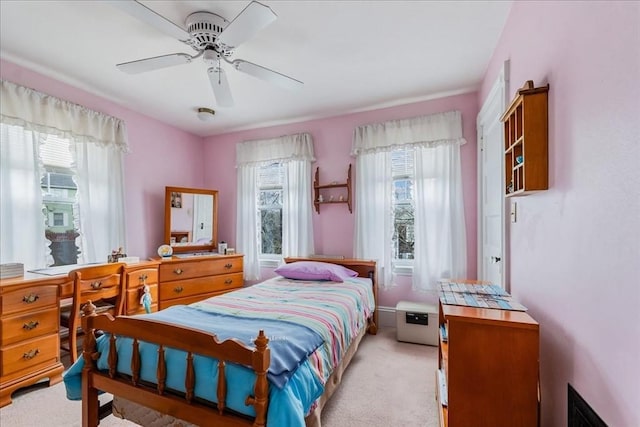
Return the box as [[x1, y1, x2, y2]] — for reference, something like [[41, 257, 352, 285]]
[[217, 1, 277, 48], [117, 53, 193, 74], [108, 0, 191, 42], [208, 67, 234, 107], [233, 60, 303, 90]]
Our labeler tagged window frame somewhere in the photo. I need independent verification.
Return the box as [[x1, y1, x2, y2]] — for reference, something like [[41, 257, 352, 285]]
[[257, 162, 284, 267], [391, 148, 416, 275]]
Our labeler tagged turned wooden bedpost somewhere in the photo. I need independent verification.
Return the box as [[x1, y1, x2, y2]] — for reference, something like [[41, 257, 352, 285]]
[[81, 301, 99, 427], [245, 330, 270, 427]]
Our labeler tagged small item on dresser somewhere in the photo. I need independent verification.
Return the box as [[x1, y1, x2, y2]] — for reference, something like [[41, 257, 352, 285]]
[[225, 248, 235, 255], [157, 244, 173, 258], [108, 247, 127, 263], [0, 262, 24, 279], [119, 256, 140, 264], [218, 241, 228, 254]]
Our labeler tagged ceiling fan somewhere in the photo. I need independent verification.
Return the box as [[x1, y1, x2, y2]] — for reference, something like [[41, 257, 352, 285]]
[[109, 0, 303, 107]]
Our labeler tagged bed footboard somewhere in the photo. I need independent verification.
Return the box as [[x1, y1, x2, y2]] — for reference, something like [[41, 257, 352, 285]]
[[80, 302, 270, 427]]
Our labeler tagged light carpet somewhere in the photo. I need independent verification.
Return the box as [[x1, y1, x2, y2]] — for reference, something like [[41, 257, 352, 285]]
[[0, 327, 439, 427]]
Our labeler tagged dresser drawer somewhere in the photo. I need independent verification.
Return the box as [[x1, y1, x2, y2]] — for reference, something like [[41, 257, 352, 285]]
[[1, 334, 59, 377], [159, 257, 243, 282], [1, 307, 58, 346], [0, 285, 58, 315], [125, 284, 158, 315], [126, 268, 158, 288], [159, 273, 242, 301]]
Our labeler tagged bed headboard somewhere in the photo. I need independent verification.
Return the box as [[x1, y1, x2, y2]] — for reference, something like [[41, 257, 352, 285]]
[[283, 257, 378, 334]]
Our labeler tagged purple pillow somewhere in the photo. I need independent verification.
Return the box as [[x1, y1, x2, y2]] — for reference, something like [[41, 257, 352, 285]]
[[274, 261, 358, 282]]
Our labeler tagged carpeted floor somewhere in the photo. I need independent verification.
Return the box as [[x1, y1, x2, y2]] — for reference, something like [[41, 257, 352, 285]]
[[0, 327, 439, 427]]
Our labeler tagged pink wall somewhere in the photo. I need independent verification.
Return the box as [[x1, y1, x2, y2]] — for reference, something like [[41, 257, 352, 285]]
[[203, 92, 479, 308], [1, 59, 204, 259], [479, 2, 640, 426]]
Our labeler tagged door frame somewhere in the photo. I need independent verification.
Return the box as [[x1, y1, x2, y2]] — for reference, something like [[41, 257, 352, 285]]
[[476, 60, 509, 289]]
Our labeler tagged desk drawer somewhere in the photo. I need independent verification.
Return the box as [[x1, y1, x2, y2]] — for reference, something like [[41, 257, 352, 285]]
[[125, 284, 158, 315], [159, 273, 243, 301], [1, 307, 58, 346], [1, 285, 58, 315], [125, 268, 158, 288], [1, 334, 59, 377], [159, 257, 243, 282]]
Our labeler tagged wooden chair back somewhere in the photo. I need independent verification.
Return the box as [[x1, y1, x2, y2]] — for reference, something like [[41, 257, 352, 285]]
[[63, 263, 126, 363]]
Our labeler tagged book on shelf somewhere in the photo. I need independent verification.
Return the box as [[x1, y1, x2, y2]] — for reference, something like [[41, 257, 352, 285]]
[[440, 324, 448, 342], [438, 368, 448, 407]]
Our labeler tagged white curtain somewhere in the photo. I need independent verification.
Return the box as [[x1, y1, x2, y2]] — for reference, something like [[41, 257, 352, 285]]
[[352, 110, 467, 291], [72, 141, 127, 264], [282, 159, 314, 258], [236, 165, 260, 280], [0, 124, 50, 269], [0, 80, 128, 268], [354, 150, 395, 287], [236, 133, 315, 280], [413, 143, 467, 292]]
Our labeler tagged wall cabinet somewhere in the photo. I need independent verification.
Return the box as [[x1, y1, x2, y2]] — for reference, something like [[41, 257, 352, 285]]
[[501, 80, 549, 196], [313, 164, 352, 213], [437, 283, 540, 427]]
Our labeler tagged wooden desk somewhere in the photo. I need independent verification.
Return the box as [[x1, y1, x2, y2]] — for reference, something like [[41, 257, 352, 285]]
[[0, 260, 159, 407]]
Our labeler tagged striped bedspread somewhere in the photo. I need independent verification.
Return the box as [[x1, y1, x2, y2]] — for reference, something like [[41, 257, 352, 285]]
[[190, 275, 375, 383]]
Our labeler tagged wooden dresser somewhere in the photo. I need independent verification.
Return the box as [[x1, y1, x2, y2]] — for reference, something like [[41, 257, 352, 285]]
[[155, 254, 244, 310], [0, 260, 160, 406], [0, 274, 67, 407], [437, 282, 540, 427]]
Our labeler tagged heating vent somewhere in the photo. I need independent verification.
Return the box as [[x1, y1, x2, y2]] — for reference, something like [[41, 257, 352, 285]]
[[568, 383, 607, 427]]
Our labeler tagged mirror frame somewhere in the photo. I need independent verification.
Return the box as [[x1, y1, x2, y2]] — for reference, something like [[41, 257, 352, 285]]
[[164, 186, 219, 254]]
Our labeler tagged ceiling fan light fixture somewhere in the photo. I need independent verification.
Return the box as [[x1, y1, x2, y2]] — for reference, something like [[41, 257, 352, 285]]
[[197, 107, 216, 121]]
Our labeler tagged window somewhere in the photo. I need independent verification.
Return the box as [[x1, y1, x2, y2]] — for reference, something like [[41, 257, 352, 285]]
[[40, 135, 79, 266], [258, 162, 284, 257], [392, 148, 415, 262], [1, 80, 128, 271]]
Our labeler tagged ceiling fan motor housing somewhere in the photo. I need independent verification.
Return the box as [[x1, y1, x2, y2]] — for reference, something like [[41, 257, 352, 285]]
[[185, 12, 231, 53]]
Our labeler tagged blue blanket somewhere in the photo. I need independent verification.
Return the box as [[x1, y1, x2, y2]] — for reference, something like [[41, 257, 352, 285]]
[[137, 305, 323, 387]]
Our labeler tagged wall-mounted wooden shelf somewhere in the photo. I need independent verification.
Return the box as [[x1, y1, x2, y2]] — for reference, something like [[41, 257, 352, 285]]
[[313, 164, 352, 213], [501, 80, 549, 197]]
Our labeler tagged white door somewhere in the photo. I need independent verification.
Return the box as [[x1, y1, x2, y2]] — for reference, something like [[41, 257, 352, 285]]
[[477, 62, 508, 288], [192, 194, 213, 243]]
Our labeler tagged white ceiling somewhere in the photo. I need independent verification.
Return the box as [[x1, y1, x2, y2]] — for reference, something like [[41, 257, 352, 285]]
[[0, 1, 511, 137]]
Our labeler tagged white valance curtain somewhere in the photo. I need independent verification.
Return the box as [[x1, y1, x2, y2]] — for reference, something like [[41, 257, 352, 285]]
[[236, 133, 315, 280], [0, 80, 128, 269], [352, 110, 467, 291]]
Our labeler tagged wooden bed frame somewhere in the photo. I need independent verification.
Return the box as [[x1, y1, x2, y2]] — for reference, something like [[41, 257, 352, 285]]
[[80, 257, 377, 427]]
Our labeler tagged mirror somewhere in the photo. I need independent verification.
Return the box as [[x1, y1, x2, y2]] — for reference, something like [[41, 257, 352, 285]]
[[164, 186, 218, 254]]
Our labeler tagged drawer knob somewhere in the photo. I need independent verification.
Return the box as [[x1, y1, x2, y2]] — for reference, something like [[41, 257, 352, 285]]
[[23, 320, 40, 331], [174, 286, 184, 294], [22, 294, 39, 304], [139, 274, 148, 282], [224, 279, 233, 285], [173, 268, 184, 275], [224, 263, 233, 269], [23, 349, 40, 360], [91, 281, 102, 290]]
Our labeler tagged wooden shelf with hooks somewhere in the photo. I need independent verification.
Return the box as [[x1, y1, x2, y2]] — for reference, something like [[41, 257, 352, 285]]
[[313, 164, 352, 213]]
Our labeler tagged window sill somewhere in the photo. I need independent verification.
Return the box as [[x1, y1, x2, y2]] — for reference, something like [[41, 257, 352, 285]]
[[259, 258, 281, 269]]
